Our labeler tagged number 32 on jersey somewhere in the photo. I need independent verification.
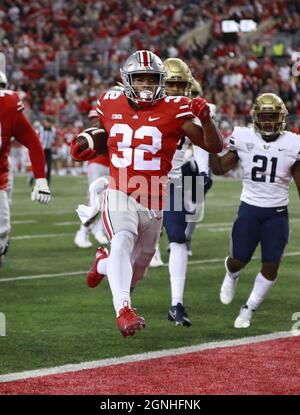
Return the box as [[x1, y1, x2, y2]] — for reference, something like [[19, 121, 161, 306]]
[[110, 123, 162, 171]]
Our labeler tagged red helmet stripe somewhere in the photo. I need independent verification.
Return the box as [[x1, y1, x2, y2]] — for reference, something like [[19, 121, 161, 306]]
[[143, 51, 149, 67]]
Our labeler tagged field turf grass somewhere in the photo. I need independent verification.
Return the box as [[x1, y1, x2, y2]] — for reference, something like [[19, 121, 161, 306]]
[[0, 175, 299, 375]]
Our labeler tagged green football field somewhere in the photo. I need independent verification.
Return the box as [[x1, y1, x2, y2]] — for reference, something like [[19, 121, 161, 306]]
[[0, 175, 299, 375]]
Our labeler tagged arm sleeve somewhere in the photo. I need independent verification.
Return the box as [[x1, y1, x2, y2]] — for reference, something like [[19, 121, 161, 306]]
[[12, 112, 46, 179]]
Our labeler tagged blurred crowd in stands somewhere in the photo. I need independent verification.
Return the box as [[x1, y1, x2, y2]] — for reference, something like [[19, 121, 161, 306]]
[[1, 0, 300, 173]]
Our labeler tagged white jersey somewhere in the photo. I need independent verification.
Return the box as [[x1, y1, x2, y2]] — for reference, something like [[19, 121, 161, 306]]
[[168, 137, 190, 179], [168, 104, 216, 179], [191, 104, 215, 175], [229, 126, 300, 207], [193, 145, 209, 174]]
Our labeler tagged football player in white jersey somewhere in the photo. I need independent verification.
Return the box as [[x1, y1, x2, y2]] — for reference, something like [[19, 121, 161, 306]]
[[185, 78, 214, 256], [161, 58, 194, 326], [161, 59, 215, 327], [210, 93, 300, 328]]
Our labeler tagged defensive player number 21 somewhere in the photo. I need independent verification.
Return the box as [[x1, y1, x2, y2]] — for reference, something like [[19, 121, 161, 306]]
[[110, 123, 162, 170], [251, 155, 278, 183]]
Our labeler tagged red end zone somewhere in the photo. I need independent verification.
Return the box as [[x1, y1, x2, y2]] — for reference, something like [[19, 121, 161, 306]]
[[0, 337, 299, 395]]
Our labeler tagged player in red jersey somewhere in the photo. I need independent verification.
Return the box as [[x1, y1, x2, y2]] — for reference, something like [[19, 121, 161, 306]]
[[0, 71, 51, 266], [71, 50, 222, 337]]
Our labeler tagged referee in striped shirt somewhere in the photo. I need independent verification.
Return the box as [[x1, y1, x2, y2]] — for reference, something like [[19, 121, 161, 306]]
[[36, 118, 56, 184]]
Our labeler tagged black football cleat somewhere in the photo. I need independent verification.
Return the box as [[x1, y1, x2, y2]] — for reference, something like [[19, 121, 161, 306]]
[[168, 303, 191, 327]]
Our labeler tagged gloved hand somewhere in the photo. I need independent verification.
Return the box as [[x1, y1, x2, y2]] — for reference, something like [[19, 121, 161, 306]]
[[31, 178, 51, 204], [199, 171, 213, 195], [70, 137, 96, 161], [189, 98, 211, 123]]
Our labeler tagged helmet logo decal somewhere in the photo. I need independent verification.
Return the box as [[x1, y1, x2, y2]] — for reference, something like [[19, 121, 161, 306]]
[[141, 51, 151, 68]]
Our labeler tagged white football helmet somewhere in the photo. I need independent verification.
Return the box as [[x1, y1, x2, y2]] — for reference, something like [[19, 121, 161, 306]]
[[120, 50, 166, 104]]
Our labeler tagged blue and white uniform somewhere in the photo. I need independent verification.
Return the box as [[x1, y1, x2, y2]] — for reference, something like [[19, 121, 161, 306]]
[[229, 126, 300, 262]]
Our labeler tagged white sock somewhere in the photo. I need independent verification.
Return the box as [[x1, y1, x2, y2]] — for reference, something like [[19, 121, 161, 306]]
[[225, 257, 240, 279], [169, 242, 188, 306], [79, 224, 89, 236], [246, 272, 276, 310], [106, 231, 135, 316], [91, 217, 105, 236], [97, 258, 108, 275]]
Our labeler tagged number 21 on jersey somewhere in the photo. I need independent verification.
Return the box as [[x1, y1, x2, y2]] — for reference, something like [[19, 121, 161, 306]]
[[110, 123, 162, 171], [251, 155, 278, 183]]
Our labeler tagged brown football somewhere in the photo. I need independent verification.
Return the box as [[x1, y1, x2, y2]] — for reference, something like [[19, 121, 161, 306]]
[[76, 128, 108, 155]]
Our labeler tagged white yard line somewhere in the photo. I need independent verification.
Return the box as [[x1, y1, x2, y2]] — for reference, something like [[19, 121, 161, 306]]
[[11, 210, 76, 217], [11, 220, 36, 225], [207, 227, 232, 232], [197, 217, 300, 229], [1, 251, 300, 283], [9, 217, 300, 238], [53, 222, 79, 226], [0, 271, 84, 282], [0, 330, 297, 383], [11, 233, 73, 240]]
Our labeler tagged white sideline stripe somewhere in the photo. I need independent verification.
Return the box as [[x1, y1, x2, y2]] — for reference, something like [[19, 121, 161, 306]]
[[11, 233, 73, 240], [0, 330, 296, 383], [1, 251, 300, 283]]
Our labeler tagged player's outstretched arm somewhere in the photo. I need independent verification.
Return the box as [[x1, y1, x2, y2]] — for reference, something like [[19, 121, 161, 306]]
[[209, 151, 239, 175], [13, 112, 51, 203], [291, 161, 300, 199], [182, 98, 223, 153], [13, 112, 46, 175]]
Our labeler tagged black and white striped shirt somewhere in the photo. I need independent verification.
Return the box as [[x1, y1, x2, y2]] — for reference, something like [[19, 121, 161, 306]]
[[36, 126, 56, 150]]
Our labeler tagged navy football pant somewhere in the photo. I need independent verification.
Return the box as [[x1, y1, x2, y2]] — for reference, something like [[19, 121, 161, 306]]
[[163, 179, 187, 243], [231, 202, 289, 263]]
